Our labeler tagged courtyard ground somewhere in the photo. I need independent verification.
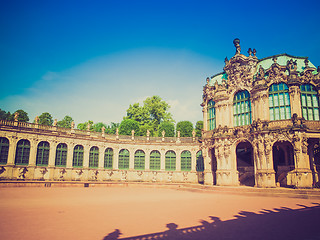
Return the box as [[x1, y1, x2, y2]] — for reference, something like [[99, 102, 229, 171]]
[[0, 185, 320, 240]]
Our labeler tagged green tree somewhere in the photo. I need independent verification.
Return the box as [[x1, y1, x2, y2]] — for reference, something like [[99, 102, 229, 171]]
[[38, 112, 53, 126], [105, 122, 120, 134], [13, 109, 29, 122], [77, 120, 94, 131], [195, 121, 203, 137], [119, 119, 140, 136], [125, 96, 174, 135], [92, 122, 107, 132], [57, 116, 74, 128], [0, 109, 12, 120], [157, 121, 175, 137], [176, 121, 193, 137]]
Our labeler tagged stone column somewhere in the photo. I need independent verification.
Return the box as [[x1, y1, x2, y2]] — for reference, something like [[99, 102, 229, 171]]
[[290, 132, 312, 188], [160, 148, 166, 171], [7, 136, 18, 166], [129, 148, 135, 170], [83, 144, 90, 168], [98, 146, 105, 169], [66, 142, 75, 168], [145, 149, 150, 170], [289, 86, 302, 117], [202, 146, 213, 185], [191, 150, 197, 171], [28, 138, 38, 166], [203, 105, 208, 131], [113, 147, 119, 170], [48, 140, 58, 180], [176, 149, 181, 171]]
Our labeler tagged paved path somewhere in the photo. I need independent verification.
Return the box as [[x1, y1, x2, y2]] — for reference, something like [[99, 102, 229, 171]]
[[0, 186, 319, 240]]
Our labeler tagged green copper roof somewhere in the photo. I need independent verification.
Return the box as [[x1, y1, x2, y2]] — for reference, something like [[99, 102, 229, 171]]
[[209, 72, 227, 86], [256, 53, 316, 73]]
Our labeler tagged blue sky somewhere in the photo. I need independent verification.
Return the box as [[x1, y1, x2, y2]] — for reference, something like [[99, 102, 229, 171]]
[[1, 0, 320, 125]]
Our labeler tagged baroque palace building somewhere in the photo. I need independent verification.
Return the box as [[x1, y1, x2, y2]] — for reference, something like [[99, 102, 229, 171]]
[[201, 39, 320, 188], [1, 39, 320, 188]]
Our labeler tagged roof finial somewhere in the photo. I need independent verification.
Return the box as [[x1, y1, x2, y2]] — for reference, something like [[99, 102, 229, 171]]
[[304, 57, 309, 68], [233, 38, 241, 55]]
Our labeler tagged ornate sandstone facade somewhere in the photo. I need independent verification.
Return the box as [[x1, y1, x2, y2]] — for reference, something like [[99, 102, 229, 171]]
[[0, 120, 202, 183], [201, 39, 320, 188]]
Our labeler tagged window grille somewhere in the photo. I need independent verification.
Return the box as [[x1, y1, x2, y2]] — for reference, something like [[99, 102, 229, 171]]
[[89, 146, 99, 168], [150, 150, 161, 170], [118, 149, 129, 169], [0, 137, 9, 164], [15, 139, 30, 165], [134, 150, 145, 170], [181, 150, 191, 171], [73, 145, 84, 167], [55, 143, 67, 167], [269, 83, 291, 120], [165, 150, 176, 171], [104, 148, 113, 169], [300, 84, 320, 121], [233, 90, 252, 126], [36, 141, 50, 166]]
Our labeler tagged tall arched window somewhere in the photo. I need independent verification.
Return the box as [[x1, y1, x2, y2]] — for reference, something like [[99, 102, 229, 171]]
[[181, 150, 191, 171], [150, 150, 161, 170], [36, 141, 50, 166], [300, 84, 320, 120], [233, 90, 251, 126], [196, 151, 204, 172], [89, 146, 99, 168], [165, 151, 176, 171], [208, 100, 216, 130], [118, 149, 129, 170], [269, 83, 291, 120], [15, 139, 30, 165], [0, 137, 9, 164], [73, 145, 84, 167], [134, 150, 145, 170], [104, 148, 113, 169], [55, 143, 67, 167]]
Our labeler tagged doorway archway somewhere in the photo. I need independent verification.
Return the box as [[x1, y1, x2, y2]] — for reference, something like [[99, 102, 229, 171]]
[[236, 141, 254, 186]]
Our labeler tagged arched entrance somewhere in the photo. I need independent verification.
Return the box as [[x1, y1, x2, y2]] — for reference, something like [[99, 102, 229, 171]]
[[272, 141, 294, 187], [236, 141, 254, 186]]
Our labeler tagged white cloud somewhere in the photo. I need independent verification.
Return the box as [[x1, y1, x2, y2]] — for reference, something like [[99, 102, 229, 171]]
[[0, 48, 223, 126]]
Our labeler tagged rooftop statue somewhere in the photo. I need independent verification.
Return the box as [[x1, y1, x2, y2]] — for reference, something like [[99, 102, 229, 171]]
[[233, 38, 241, 55]]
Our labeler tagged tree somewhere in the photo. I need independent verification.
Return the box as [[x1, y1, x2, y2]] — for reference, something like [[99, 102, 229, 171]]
[[0, 109, 12, 120], [125, 96, 174, 136], [13, 109, 29, 122], [38, 112, 53, 126], [57, 116, 74, 128], [77, 120, 94, 131], [176, 121, 193, 137], [119, 119, 140, 136], [157, 121, 175, 137], [195, 121, 203, 137], [105, 122, 120, 134], [92, 122, 107, 132]]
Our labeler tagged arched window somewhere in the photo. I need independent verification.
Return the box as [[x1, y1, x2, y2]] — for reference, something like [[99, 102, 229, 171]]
[[165, 151, 176, 171], [36, 141, 50, 166], [134, 150, 145, 170], [73, 145, 84, 167], [233, 90, 251, 126], [89, 146, 99, 168], [118, 149, 129, 170], [104, 148, 113, 169], [196, 151, 204, 172], [269, 83, 291, 120], [150, 150, 161, 170], [208, 100, 216, 130], [300, 84, 320, 120], [0, 137, 9, 164], [15, 139, 30, 165], [55, 143, 67, 167], [181, 150, 191, 171]]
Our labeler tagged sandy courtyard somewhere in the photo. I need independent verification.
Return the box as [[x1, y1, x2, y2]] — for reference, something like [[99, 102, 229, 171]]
[[0, 186, 320, 240]]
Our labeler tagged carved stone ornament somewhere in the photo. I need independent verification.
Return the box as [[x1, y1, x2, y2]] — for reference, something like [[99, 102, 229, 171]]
[[266, 63, 287, 84]]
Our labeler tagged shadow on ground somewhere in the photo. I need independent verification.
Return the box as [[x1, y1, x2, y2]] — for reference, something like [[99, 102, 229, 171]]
[[103, 203, 320, 240]]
